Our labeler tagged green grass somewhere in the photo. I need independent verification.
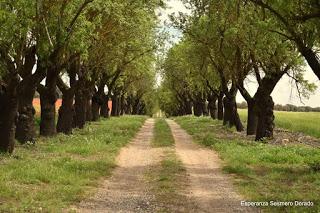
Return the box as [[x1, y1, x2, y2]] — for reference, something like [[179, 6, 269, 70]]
[[0, 116, 146, 212], [238, 109, 320, 138], [147, 119, 190, 212], [152, 119, 174, 147], [175, 116, 320, 213]]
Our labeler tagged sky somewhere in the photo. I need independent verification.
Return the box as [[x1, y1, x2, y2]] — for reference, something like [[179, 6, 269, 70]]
[[159, 0, 320, 107]]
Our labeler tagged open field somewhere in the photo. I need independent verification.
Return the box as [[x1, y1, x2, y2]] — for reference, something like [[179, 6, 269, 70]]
[[175, 116, 320, 213], [0, 116, 146, 212], [238, 109, 320, 138]]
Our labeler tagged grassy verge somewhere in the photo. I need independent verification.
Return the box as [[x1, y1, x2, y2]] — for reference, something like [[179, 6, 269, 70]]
[[147, 119, 193, 212], [238, 109, 320, 138], [0, 116, 146, 212], [152, 119, 174, 147], [175, 116, 320, 213]]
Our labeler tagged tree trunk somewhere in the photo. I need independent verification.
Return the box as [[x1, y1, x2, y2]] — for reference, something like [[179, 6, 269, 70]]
[[15, 48, 38, 143], [38, 65, 59, 137], [223, 97, 231, 125], [16, 81, 37, 143], [223, 95, 244, 132], [111, 95, 119, 116], [74, 81, 87, 129], [100, 95, 109, 118], [229, 98, 244, 132], [0, 77, 19, 153], [39, 87, 57, 136], [217, 91, 224, 120], [193, 94, 204, 117], [202, 100, 209, 116], [85, 90, 92, 122], [91, 89, 102, 121], [185, 100, 193, 115], [296, 41, 320, 81], [120, 95, 125, 115], [253, 68, 286, 140], [247, 100, 258, 135], [255, 95, 275, 141], [208, 97, 217, 119], [57, 89, 74, 134], [91, 100, 100, 121]]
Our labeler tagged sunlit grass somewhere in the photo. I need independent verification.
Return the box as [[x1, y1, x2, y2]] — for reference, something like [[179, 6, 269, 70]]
[[238, 109, 320, 138], [175, 116, 320, 213], [152, 119, 174, 147], [0, 116, 146, 212]]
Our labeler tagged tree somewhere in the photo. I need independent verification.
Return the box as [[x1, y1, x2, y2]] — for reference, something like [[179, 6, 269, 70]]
[[249, 0, 320, 80]]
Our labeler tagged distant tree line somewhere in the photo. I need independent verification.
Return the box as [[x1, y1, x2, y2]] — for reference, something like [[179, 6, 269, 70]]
[[237, 102, 320, 112]]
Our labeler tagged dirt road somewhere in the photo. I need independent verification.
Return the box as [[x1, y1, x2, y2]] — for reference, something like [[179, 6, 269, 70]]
[[74, 118, 258, 213], [166, 119, 258, 213], [75, 119, 163, 212]]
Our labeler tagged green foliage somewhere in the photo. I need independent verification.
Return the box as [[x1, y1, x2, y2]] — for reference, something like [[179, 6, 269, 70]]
[[0, 116, 146, 211], [161, 0, 317, 117]]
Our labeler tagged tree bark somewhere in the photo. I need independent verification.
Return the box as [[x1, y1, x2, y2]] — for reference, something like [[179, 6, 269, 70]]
[[111, 95, 119, 116], [57, 89, 74, 134], [120, 95, 125, 115], [298, 45, 320, 80], [16, 47, 39, 143], [229, 97, 244, 132], [91, 88, 102, 121], [255, 95, 275, 141], [85, 89, 93, 122], [222, 89, 243, 132], [39, 84, 57, 136], [100, 94, 109, 118], [74, 78, 87, 129], [193, 93, 204, 117], [0, 76, 19, 153], [253, 67, 287, 140], [223, 97, 231, 125], [16, 80, 37, 143], [247, 100, 258, 135], [208, 96, 217, 119], [217, 91, 224, 120]]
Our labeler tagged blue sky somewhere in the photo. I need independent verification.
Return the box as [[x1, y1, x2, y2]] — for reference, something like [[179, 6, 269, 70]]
[[160, 0, 320, 107]]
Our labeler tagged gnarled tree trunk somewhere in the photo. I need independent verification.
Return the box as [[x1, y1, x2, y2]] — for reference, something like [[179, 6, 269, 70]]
[[57, 89, 74, 134], [0, 76, 19, 153], [207, 92, 217, 119], [74, 80, 87, 129], [39, 85, 57, 136], [16, 47, 39, 143], [16, 81, 37, 143], [223, 96, 231, 125], [255, 95, 275, 140], [247, 100, 258, 135]]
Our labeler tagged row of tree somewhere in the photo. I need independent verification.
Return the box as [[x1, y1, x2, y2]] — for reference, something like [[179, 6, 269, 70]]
[[159, 0, 319, 140], [237, 102, 320, 112], [0, 0, 162, 153]]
